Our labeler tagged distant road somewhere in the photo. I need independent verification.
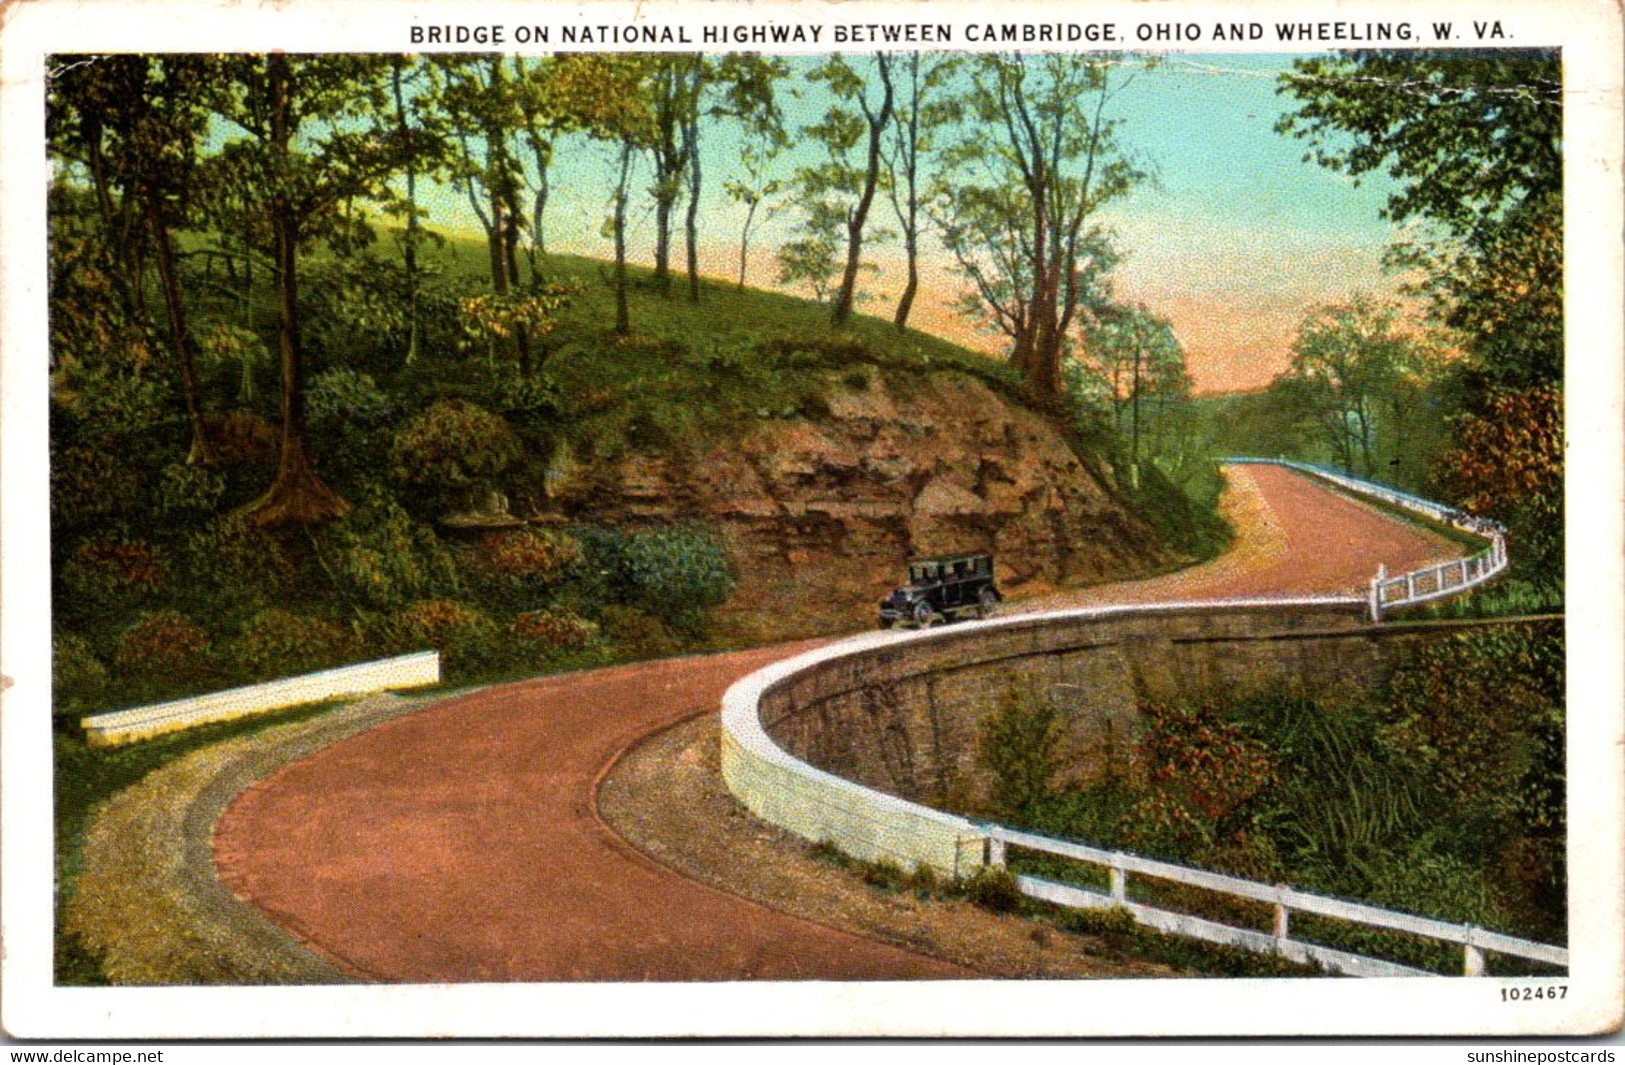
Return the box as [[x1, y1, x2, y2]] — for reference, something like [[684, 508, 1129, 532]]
[[212, 464, 1468, 981]]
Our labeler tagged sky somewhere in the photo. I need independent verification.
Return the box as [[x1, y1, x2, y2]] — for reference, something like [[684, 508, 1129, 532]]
[[414, 52, 1410, 395]]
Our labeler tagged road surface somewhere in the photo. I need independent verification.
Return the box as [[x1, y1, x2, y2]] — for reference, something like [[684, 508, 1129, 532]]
[[212, 464, 1467, 981]]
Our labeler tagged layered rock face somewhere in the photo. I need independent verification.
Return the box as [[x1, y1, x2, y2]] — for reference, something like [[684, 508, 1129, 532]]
[[551, 369, 1172, 639]]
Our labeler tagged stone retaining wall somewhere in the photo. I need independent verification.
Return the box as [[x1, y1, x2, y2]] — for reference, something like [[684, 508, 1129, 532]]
[[722, 601, 1551, 876]]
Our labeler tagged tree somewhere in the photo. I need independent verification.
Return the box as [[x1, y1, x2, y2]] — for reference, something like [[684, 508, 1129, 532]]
[[934, 53, 1144, 411], [645, 55, 706, 297], [724, 126, 787, 290], [698, 53, 787, 300], [797, 54, 896, 327], [882, 52, 958, 331], [1277, 295, 1436, 480], [210, 55, 408, 526], [1278, 50, 1563, 588], [1080, 304, 1186, 487], [47, 55, 216, 465]]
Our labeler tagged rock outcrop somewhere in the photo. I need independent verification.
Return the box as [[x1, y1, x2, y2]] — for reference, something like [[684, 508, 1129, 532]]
[[549, 369, 1173, 639]]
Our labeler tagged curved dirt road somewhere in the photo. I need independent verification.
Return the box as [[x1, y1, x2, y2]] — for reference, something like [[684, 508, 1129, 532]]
[[213, 465, 1468, 982]]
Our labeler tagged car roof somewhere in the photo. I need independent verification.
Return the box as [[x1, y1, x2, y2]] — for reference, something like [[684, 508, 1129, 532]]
[[911, 552, 992, 565]]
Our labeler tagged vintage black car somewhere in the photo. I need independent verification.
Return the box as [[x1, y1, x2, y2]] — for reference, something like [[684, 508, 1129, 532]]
[[878, 552, 1002, 628]]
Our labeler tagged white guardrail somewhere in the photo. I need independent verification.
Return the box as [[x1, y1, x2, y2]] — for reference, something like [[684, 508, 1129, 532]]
[[1221, 458, 1509, 621], [721, 602, 1566, 978], [81, 651, 441, 746]]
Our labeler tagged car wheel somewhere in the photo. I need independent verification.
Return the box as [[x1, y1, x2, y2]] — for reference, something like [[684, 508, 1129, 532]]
[[976, 589, 999, 619], [912, 602, 935, 628], [878, 616, 893, 630]]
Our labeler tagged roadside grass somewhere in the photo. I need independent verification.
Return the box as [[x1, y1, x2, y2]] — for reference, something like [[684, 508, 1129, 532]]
[[806, 843, 1322, 978], [54, 699, 350, 984]]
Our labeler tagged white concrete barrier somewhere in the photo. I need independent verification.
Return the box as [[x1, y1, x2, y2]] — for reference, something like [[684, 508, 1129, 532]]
[[81, 651, 440, 747]]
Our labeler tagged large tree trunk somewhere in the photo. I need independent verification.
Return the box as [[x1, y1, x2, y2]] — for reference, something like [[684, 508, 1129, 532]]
[[246, 55, 349, 528], [144, 199, 214, 467]]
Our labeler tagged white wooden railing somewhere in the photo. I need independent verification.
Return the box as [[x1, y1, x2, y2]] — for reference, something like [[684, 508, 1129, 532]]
[[1221, 458, 1508, 621], [988, 824, 1567, 978]]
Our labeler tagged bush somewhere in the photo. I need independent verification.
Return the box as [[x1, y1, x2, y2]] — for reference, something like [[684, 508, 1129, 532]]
[[154, 463, 225, 519], [311, 496, 461, 612], [227, 609, 353, 682], [576, 524, 735, 634], [510, 608, 599, 654], [595, 605, 683, 660], [60, 538, 166, 611], [391, 400, 522, 512], [110, 611, 211, 686], [465, 529, 583, 610], [52, 634, 106, 721], [979, 687, 1061, 820], [378, 599, 499, 678], [180, 513, 296, 612], [962, 865, 1024, 914]]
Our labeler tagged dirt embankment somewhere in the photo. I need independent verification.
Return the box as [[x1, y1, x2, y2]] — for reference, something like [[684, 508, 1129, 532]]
[[548, 370, 1172, 640]]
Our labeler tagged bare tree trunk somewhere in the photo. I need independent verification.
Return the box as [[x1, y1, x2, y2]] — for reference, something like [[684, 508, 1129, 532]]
[[613, 138, 633, 336], [144, 199, 214, 467], [684, 113, 702, 303], [832, 54, 894, 327]]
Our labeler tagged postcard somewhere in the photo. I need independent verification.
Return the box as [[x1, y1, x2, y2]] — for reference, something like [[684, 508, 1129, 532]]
[[2, 0, 1621, 1040]]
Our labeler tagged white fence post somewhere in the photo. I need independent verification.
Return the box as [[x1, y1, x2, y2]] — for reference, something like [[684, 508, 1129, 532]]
[[1464, 927, 1485, 977], [988, 835, 1006, 868], [1273, 884, 1290, 947], [1109, 855, 1127, 902], [1369, 564, 1386, 622]]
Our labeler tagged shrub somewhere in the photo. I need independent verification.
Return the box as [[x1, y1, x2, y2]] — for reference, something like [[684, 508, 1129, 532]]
[[311, 496, 461, 612], [154, 462, 225, 518], [110, 611, 211, 686], [596, 605, 683, 660], [979, 687, 1061, 820], [576, 524, 735, 635], [962, 865, 1024, 914], [228, 609, 353, 682], [60, 538, 166, 610], [379, 599, 499, 677], [390, 400, 522, 511], [51, 445, 141, 530], [466, 529, 584, 610], [52, 634, 106, 721], [510, 608, 599, 654], [180, 512, 295, 611]]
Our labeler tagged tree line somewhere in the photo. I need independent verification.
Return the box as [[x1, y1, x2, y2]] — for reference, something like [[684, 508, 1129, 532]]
[[49, 51, 1183, 529]]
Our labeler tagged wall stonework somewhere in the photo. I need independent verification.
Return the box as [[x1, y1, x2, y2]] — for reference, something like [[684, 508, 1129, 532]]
[[759, 605, 1529, 812]]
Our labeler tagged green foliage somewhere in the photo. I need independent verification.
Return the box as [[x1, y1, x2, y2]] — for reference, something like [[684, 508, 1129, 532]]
[[1121, 461, 1232, 562], [310, 495, 461, 613], [60, 537, 167, 615], [510, 608, 599, 654], [984, 625, 1565, 955], [575, 523, 735, 635], [110, 611, 212, 689], [390, 400, 523, 510], [962, 865, 1024, 914], [979, 688, 1061, 820], [155, 463, 226, 519], [179, 512, 296, 615], [376, 598, 500, 678], [52, 634, 108, 722], [227, 609, 353, 682], [592, 605, 684, 660]]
